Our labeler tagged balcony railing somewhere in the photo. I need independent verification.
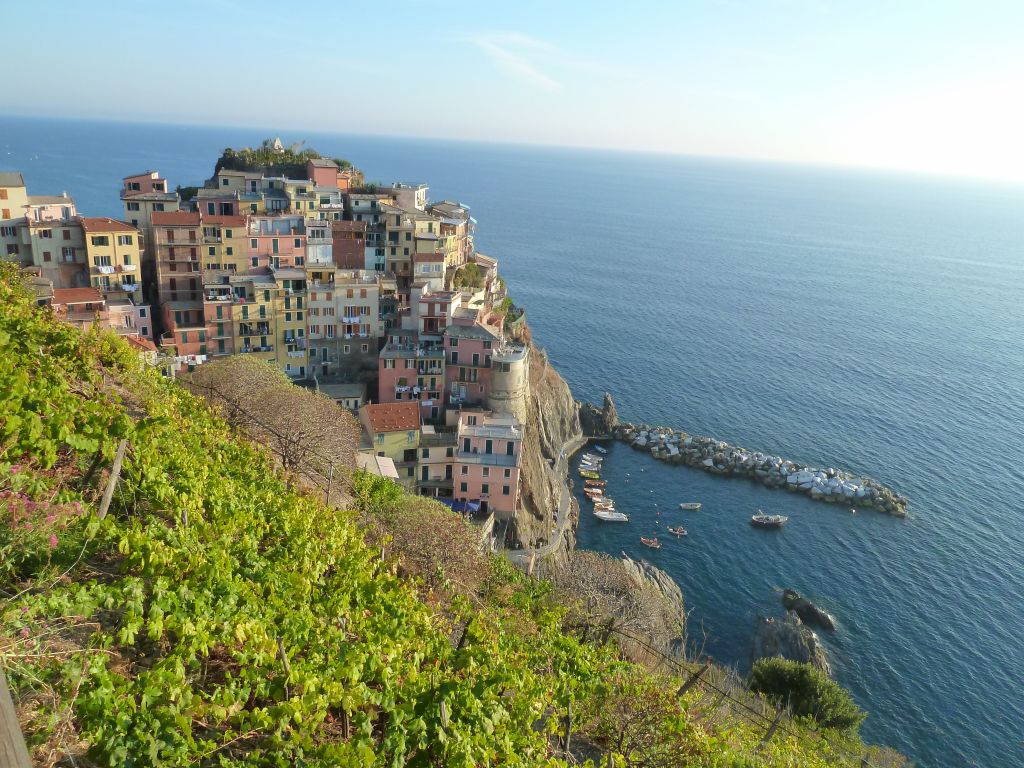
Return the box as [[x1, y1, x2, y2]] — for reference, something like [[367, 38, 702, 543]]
[[455, 451, 518, 467], [240, 345, 274, 353]]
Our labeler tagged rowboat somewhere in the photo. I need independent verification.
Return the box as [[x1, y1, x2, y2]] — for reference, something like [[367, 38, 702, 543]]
[[640, 536, 661, 550], [582, 453, 603, 462], [584, 489, 604, 498], [592, 445, 608, 454], [678, 502, 702, 511], [584, 479, 607, 487], [594, 509, 628, 522], [666, 525, 687, 536], [751, 510, 788, 529], [579, 470, 600, 480]]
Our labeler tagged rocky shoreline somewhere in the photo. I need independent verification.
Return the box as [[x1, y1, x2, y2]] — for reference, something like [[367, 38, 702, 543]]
[[614, 423, 909, 517]]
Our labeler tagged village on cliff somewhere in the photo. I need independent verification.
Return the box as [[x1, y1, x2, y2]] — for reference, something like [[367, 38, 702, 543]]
[[0, 141, 539, 545]]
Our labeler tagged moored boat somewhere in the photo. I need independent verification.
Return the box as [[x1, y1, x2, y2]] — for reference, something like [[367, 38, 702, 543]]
[[579, 470, 600, 479], [678, 502, 702, 511], [640, 536, 661, 550], [666, 525, 687, 536], [584, 479, 607, 487], [594, 509, 628, 522], [592, 445, 608, 454], [751, 510, 788, 529]]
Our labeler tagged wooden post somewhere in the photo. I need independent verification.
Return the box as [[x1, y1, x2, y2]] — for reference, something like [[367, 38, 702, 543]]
[[96, 439, 128, 520], [277, 637, 291, 700], [562, 699, 573, 752], [0, 668, 32, 768], [325, 462, 335, 505], [676, 661, 711, 698], [757, 709, 784, 751]]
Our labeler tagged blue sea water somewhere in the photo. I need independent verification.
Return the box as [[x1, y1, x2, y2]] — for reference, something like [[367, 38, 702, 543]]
[[3, 115, 1024, 767]]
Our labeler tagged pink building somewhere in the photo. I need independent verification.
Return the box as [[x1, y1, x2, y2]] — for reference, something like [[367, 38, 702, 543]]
[[122, 171, 169, 196], [453, 410, 522, 519], [413, 285, 458, 339], [378, 334, 446, 422], [247, 216, 306, 269], [444, 322, 499, 408]]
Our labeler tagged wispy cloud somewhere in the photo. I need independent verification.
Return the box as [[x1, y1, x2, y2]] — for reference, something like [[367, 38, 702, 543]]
[[470, 33, 563, 90]]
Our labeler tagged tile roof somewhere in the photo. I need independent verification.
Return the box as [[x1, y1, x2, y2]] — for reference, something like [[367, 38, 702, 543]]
[[445, 322, 499, 341], [0, 171, 25, 187], [203, 214, 247, 226], [79, 217, 137, 233], [152, 210, 201, 226], [126, 335, 158, 352], [308, 157, 339, 168], [27, 195, 73, 206], [363, 402, 421, 433], [52, 287, 104, 305]]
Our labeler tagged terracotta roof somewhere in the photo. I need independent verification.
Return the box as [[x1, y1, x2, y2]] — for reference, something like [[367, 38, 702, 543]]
[[202, 214, 247, 226], [126, 335, 158, 352], [0, 171, 25, 188], [52, 287, 104, 305], [79, 217, 137, 234], [152, 210, 201, 226], [332, 220, 367, 232], [122, 170, 157, 180], [363, 402, 421, 433]]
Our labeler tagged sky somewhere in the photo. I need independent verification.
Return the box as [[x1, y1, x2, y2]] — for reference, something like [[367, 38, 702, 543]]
[[5, 0, 1024, 183]]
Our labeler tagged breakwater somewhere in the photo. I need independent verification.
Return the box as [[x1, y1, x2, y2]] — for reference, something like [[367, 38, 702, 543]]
[[613, 423, 908, 516]]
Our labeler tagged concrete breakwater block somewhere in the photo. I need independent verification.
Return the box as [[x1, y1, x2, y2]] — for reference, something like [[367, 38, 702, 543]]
[[613, 422, 908, 517]]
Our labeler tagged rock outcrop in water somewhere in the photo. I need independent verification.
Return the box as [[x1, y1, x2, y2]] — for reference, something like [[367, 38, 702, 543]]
[[782, 589, 837, 632], [614, 423, 909, 516], [578, 392, 619, 437], [753, 611, 831, 675]]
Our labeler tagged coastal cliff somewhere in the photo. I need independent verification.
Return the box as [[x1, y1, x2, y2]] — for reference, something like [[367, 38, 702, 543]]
[[512, 340, 583, 550]]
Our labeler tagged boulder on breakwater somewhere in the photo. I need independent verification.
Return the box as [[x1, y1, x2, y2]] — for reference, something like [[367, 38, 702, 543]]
[[613, 423, 909, 517]]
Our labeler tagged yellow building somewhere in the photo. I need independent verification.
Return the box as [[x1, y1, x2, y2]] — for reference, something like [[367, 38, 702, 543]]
[[79, 218, 143, 302], [0, 172, 30, 265], [358, 402, 422, 488], [272, 267, 308, 379]]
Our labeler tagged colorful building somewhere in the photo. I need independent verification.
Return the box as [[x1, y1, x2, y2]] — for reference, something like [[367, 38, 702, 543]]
[[358, 402, 422, 488], [453, 410, 523, 519]]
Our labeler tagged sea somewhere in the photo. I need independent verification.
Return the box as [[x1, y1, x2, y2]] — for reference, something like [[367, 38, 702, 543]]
[[3, 115, 1023, 768]]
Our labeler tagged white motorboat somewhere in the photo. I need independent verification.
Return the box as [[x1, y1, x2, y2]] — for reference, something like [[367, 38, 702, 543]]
[[594, 509, 629, 522], [678, 502, 702, 511]]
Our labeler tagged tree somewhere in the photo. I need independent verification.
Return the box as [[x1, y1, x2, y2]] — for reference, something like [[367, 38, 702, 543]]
[[548, 551, 683, 653], [748, 658, 866, 733], [184, 357, 361, 496]]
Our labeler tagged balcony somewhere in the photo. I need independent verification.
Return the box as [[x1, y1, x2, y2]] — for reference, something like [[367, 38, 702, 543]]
[[239, 324, 271, 336], [240, 345, 274, 353], [287, 351, 305, 359], [115, 264, 137, 272], [203, 236, 222, 243], [455, 450, 518, 467], [120, 283, 139, 292], [94, 265, 115, 275]]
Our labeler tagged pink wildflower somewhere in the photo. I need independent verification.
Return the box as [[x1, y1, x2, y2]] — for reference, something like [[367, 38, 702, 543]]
[[10, 464, 21, 473], [46, 514, 56, 524], [19, 628, 30, 638], [48, 534, 59, 549]]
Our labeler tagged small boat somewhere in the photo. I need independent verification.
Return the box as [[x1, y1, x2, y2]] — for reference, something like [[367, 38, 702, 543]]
[[585, 489, 604, 498], [678, 502, 702, 511], [582, 453, 603, 462], [593, 445, 608, 454], [666, 526, 687, 536], [579, 470, 600, 480], [594, 501, 616, 510], [594, 509, 628, 522], [640, 536, 661, 550], [751, 510, 788, 529], [584, 479, 607, 487]]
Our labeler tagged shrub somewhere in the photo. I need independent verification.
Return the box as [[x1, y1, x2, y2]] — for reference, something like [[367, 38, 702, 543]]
[[749, 658, 866, 733]]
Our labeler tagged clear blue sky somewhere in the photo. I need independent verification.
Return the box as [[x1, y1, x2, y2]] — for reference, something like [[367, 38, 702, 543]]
[[7, 0, 1024, 182]]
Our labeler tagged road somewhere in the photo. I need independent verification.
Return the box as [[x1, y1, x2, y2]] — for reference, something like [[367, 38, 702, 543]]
[[506, 434, 589, 568]]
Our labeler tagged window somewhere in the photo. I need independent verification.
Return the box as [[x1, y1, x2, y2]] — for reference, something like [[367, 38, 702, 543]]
[[384, 359, 395, 369], [6, 244, 18, 255], [504, 468, 511, 478], [460, 482, 468, 493], [123, 253, 132, 265], [361, 344, 368, 353], [40, 229, 52, 239], [251, 257, 258, 267], [222, 178, 229, 187], [61, 247, 76, 262], [502, 485, 511, 496], [250, 239, 258, 249], [1, 209, 8, 219], [294, 238, 301, 248], [0, 189, 6, 200], [117, 235, 133, 245], [63, 229, 71, 241], [407, 431, 416, 443], [153, 203, 165, 212], [343, 344, 350, 353], [198, 330, 206, 342], [450, 338, 459, 347], [451, 351, 458, 364], [208, 246, 215, 256], [181, 332, 188, 343], [139, 308, 147, 318], [421, 448, 429, 459], [485, 440, 493, 455], [225, 246, 233, 256], [377, 434, 385, 445], [126, 202, 140, 211], [207, 203, 215, 214], [481, 484, 489, 495], [482, 467, 489, 478], [506, 441, 515, 456], [90, 236, 110, 246], [42, 251, 51, 262], [225, 229, 232, 238], [0, 226, 15, 236]]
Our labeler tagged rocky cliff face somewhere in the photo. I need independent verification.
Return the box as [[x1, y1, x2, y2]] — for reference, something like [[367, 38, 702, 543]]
[[512, 341, 582, 549]]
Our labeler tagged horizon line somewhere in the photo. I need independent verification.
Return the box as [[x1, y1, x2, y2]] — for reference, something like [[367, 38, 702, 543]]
[[3, 110, 1023, 191]]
